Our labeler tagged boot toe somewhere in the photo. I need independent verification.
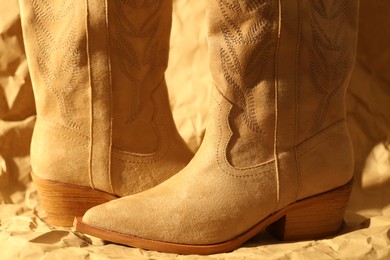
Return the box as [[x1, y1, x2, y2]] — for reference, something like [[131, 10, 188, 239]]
[[81, 193, 174, 243], [82, 197, 141, 236]]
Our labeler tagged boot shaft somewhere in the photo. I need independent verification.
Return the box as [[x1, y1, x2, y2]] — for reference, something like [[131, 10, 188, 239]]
[[19, 0, 90, 134], [20, 0, 183, 193], [207, 0, 359, 166], [109, 1, 173, 153], [206, 0, 358, 206], [20, 0, 172, 147]]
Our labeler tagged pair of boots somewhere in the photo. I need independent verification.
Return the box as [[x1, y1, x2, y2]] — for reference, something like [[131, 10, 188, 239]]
[[19, 0, 358, 255]]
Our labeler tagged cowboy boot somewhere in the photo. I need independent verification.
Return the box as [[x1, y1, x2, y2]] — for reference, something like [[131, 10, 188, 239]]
[[19, 0, 193, 226], [75, 0, 358, 254]]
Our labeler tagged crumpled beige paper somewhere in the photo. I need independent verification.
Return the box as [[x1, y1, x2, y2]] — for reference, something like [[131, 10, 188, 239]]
[[0, 0, 389, 259]]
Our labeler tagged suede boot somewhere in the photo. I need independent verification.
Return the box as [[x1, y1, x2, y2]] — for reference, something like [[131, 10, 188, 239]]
[[75, 0, 359, 254], [19, 0, 193, 226]]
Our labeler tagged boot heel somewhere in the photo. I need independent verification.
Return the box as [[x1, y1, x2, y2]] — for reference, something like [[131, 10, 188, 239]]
[[268, 180, 353, 241], [31, 172, 117, 227]]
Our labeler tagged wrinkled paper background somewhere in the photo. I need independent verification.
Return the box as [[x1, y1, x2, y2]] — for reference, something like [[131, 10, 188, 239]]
[[1, 0, 389, 259]]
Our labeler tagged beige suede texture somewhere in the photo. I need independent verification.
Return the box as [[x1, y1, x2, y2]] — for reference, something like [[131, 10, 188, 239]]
[[19, 0, 193, 197], [83, 0, 358, 245], [85, 92, 279, 245]]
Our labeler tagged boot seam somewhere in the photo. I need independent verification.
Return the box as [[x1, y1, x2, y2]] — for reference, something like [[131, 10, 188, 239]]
[[36, 116, 89, 139], [35, 117, 89, 147], [294, 0, 302, 207], [297, 120, 346, 157]]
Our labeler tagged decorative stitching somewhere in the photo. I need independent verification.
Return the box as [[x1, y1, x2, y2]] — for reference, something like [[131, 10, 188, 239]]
[[216, 0, 276, 134], [36, 116, 89, 140], [112, 156, 163, 168], [212, 0, 278, 167], [110, 0, 164, 124], [309, 0, 351, 132], [215, 94, 276, 178], [36, 119, 89, 148], [31, 0, 82, 130], [110, 82, 171, 164]]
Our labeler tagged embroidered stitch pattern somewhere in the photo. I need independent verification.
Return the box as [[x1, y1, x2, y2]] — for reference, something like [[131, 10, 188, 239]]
[[309, 0, 351, 132], [211, 0, 277, 166], [216, 0, 276, 134], [110, 0, 164, 124], [31, 0, 82, 130]]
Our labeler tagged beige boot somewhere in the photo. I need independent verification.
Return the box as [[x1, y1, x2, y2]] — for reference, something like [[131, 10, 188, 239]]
[[76, 0, 358, 254], [19, 0, 193, 226]]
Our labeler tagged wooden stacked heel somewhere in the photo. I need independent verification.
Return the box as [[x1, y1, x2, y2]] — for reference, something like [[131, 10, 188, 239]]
[[31, 173, 118, 227], [268, 179, 353, 241]]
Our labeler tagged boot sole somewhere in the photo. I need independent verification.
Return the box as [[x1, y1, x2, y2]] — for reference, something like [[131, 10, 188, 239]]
[[73, 180, 353, 255], [32, 172, 118, 227]]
